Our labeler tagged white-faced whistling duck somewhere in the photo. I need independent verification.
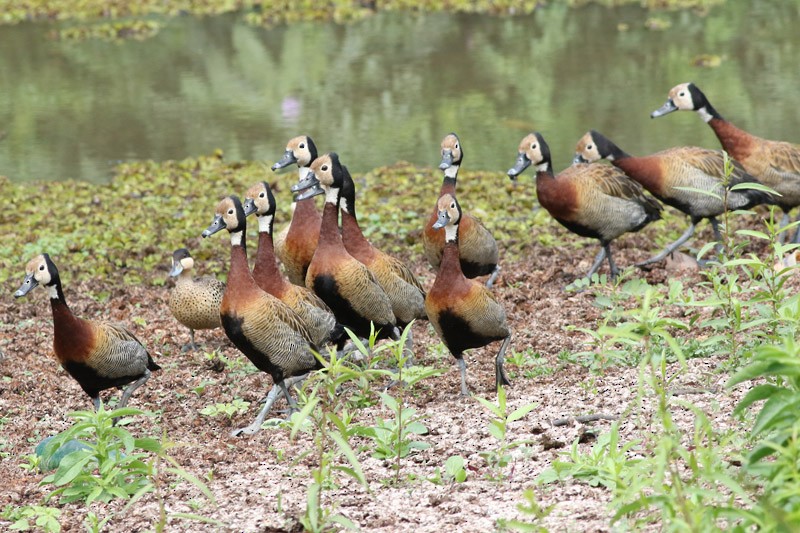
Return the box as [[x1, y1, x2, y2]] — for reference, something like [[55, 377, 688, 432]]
[[14, 254, 160, 412], [202, 196, 320, 435], [423, 133, 500, 287], [574, 130, 772, 266], [425, 194, 511, 397], [271, 135, 323, 285], [292, 153, 400, 343], [338, 164, 427, 329], [242, 181, 346, 349], [507, 132, 662, 279], [168, 248, 224, 352], [652, 82, 800, 240]]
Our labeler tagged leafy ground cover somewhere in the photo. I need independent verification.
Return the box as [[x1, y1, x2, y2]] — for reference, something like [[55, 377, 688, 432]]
[[1, 0, 724, 27], [1, 155, 799, 531]]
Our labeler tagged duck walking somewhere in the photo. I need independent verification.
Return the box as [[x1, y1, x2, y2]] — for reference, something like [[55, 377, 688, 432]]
[[292, 153, 400, 343], [508, 132, 662, 279], [243, 181, 344, 348], [271, 135, 324, 285], [652, 82, 800, 239], [574, 130, 771, 265], [14, 254, 159, 411], [202, 196, 320, 435], [425, 194, 511, 396]]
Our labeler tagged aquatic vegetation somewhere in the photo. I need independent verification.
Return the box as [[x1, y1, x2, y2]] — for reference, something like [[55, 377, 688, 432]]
[[0, 156, 540, 287], [1, 0, 727, 26]]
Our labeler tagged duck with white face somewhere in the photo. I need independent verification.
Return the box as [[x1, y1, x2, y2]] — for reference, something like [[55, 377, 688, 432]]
[[651, 82, 800, 242], [270, 135, 324, 286], [508, 132, 661, 280], [292, 152, 400, 344], [14, 253, 160, 414], [423, 133, 500, 287]]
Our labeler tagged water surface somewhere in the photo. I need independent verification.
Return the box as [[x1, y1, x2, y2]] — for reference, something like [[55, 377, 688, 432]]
[[1, 1, 798, 183]]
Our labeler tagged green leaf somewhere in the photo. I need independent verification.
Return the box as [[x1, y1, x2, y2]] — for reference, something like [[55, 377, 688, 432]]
[[735, 229, 770, 240], [330, 431, 367, 488], [674, 186, 721, 199], [328, 514, 358, 530], [730, 181, 779, 195], [732, 384, 784, 416], [167, 467, 216, 503], [290, 396, 319, 440], [52, 452, 93, 486], [444, 455, 465, 478], [752, 394, 800, 436], [508, 402, 538, 423]]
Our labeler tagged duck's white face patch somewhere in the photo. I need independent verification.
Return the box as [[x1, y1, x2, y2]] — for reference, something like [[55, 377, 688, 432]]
[[230, 232, 243, 246], [443, 164, 459, 179], [535, 162, 549, 172], [697, 106, 713, 123], [340, 197, 350, 214], [325, 186, 339, 205], [49, 285, 59, 299], [258, 214, 273, 233], [298, 166, 311, 181], [180, 256, 194, 271], [444, 224, 458, 243]]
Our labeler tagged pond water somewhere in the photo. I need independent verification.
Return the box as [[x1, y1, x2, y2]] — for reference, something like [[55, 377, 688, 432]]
[[1, 1, 798, 183]]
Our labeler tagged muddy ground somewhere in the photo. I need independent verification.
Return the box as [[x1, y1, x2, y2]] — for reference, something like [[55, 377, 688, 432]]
[[0, 222, 776, 532]]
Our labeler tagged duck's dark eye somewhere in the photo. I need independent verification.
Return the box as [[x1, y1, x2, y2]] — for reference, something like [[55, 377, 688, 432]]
[[259, 192, 265, 198], [679, 92, 685, 97], [531, 143, 537, 150], [587, 144, 593, 150], [321, 165, 328, 171], [299, 143, 305, 149], [227, 209, 234, 215], [450, 202, 456, 209], [454, 143, 459, 150], [39, 265, 45, 271]]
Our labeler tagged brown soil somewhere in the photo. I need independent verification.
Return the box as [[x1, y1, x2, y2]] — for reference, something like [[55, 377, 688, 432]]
[[0, 227, 771, 532]]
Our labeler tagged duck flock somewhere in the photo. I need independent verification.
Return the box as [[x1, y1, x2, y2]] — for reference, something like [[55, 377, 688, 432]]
[[14, 82, 800, 435]]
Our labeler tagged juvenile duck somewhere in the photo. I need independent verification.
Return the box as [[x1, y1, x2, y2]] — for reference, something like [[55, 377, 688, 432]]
[[14, 254, 160, 411], [508, 132, 662, 279], [168, 248, 224, 352], [425, 194, 511, 397]]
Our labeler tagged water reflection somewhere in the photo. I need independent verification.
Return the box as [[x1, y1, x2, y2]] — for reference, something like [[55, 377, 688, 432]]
[[0, 2, 798, 183]]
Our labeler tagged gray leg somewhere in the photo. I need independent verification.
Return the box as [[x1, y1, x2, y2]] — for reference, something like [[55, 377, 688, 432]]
[[586, 247, 607, 279], [92, 396, 101, 411], [604, 244, 620, 280], [709, 217, 724, 254], [777, 212, 791, 243], [181, 329, 199, 353], [229, 375, 306, 437], [457, 357, 470, 397], [118, 369, 150, 409], [280, 379, 299, 412], [790, 213, 800, 244], [636, 220, 697, 266], [485, 265, 501, 289], [495, 336, 512, 390], [402, 328, 415, 367]]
